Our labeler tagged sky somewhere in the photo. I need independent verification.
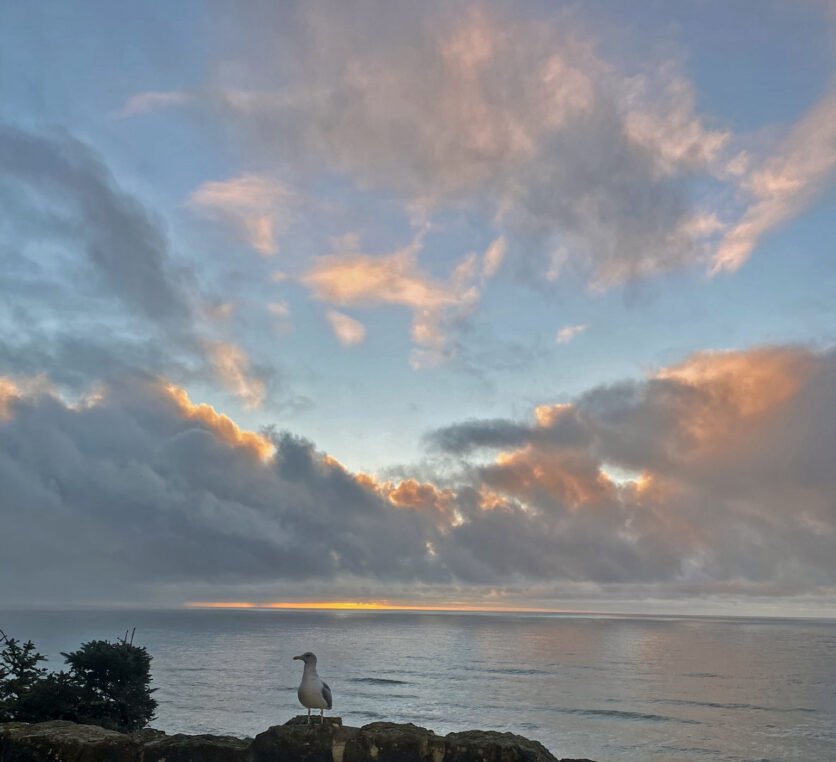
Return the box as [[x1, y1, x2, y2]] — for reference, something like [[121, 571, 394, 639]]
[[1, 0, 835, 615]]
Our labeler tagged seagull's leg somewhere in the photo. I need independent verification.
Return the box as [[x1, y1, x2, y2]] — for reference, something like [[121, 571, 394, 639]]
[[320, 708, 324, 724], [307, 707, 311, 724]]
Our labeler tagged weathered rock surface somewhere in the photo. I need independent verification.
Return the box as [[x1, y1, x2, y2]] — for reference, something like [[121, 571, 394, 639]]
[[139, 731, 251, 762], [0, 721, 135, 762], [251, 719, 347, 762], [0, 717, 596, 762]]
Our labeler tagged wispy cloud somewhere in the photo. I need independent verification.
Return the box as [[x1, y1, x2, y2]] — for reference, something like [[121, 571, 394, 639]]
[[326, 310, 366, 346], [193, 4, 743, 286], [204, 340, 265, 408], [302, 232, 503, 365], [622, 73, 730, 178], [482, 236, 507, 278], [121, 7, 836, 285], [115, 90, 192, 118], [555, 324, 588, 344], [187, 174, 295, 255], [266, 301, 290, 319], [712, 89, 836, 273]]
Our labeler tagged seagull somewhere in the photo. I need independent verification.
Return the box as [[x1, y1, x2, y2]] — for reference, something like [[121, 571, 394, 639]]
[[293, 651, 333, 724]]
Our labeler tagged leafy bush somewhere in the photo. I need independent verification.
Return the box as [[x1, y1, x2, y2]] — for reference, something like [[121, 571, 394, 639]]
[[0, 629, 157, 732]]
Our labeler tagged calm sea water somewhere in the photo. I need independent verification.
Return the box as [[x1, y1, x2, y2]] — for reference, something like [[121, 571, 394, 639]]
[[1, 609, 834, 761]]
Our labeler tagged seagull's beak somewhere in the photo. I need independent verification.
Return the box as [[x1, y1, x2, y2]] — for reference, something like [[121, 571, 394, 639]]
[[293, 654, 303, 660]]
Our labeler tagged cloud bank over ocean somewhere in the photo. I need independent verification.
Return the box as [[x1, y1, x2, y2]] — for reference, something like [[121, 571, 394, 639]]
[[2, 345, 834, 610]]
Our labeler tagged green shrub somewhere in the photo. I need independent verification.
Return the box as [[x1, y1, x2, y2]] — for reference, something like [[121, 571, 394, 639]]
[[0, 629, 157, 732], [0, 633, 47, 722]]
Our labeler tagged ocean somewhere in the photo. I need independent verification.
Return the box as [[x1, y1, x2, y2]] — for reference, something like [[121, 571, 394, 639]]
[[1, 609, 834, 761]]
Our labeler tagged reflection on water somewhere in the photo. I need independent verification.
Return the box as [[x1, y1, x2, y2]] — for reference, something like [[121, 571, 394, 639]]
[[1, 609, 834, 761]]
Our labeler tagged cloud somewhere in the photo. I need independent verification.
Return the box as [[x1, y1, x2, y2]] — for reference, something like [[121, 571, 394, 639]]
[[120, 6, 836, 285], [0, 123, 191, 323], [204, 340, 266, 408], [266, 301, 290, 318], [325, 310, 366, 346], [301, 231, 501, 365], [115, 90, 192, 118], [0, 377, 17, 419], [428, 345, 836, 592], [712, 89, 836, 273], [302, 233, 446, 309], [170, 3, 743, 286], [0, 376, 441, 605], [555, 323, 587, 344], [622, 72, 730, 177], [0, 123, 222, 400], [482, 236, 507, 278], [0, 375, 54, 419], [2, 344, 835, 606], [163, 383, 275, 460], [187, 174, 296, 255], [0, 123, 300, 418]]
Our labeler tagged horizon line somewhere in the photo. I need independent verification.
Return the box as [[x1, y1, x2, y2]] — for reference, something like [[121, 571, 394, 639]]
[[179, 601, 836, 620], [183, 600, 586, 614]]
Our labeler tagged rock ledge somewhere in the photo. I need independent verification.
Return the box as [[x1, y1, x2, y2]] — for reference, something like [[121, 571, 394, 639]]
[[0, 718, 596, 761]]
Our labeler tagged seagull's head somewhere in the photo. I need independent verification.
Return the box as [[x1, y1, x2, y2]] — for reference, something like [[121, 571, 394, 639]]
[[293, 651, 317, 666]]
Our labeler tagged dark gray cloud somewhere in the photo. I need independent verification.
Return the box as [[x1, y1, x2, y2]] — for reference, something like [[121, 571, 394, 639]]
[[428, 418, 533, 454], [0, 379, 442, 605], [0, 124, 279, 407], [0, 123, 201, 393], [2, 345, 835, 606], [428, 407, 590, 455], [0, 123, 191, 324], [0, 331, 188, 393]]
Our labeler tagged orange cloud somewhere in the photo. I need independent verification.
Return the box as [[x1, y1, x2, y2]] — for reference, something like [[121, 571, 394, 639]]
[[533, 402, 573, 428], [301, 231, 494, 366], [492, 446, 615, 509], [0, 377, 20, 419], [477, 486, 509, 511], [204, 340, 266, 409], [356, 472, 457, 525], [163, 383, 274, 461], [0, 375, 55, 419], [187, 174, 295, 255], [384, 478, 456, 513], [302, 234, 453, 310], [617, 471, 676, 505], [656, 347, 814, 452]]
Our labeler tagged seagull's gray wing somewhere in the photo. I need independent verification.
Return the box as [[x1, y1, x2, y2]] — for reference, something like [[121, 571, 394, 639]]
[[321, 681, 333, 710]]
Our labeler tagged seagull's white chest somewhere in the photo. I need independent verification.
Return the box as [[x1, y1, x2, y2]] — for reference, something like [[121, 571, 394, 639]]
[[298, 673, 328, 709]]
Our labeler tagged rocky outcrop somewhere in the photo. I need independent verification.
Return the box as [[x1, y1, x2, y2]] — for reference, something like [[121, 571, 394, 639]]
[[0, 721, 137, 762], [0, 718, 596, 762]]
